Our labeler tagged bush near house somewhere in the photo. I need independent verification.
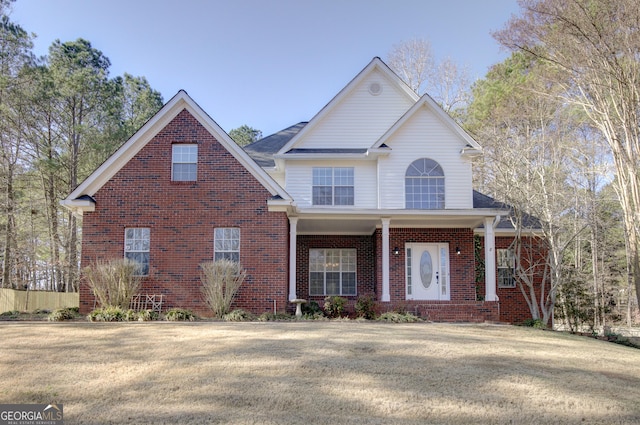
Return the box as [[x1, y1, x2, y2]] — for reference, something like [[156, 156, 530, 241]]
[[83, 258, 142, 309], [200, 260, 247, 318]]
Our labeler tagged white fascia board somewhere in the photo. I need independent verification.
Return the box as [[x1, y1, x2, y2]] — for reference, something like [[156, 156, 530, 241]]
[[59, 199, 95, 215], [373, 94, 483, 153], [276, 57, 419, 155], [474, 227, 542, 237], [294, 207, 506, 218]]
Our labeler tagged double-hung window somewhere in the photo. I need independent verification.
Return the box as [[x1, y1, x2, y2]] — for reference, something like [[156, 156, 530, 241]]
[[309, 249, 356, 296], [124, 228, 150, 276], [172, 144, 197, 181], [312, 167, 354, 206], [214, 228, 240, 262], [497, 248, 516, 288]]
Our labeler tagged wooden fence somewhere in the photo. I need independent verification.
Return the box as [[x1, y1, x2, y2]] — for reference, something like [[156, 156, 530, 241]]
[[0, 288, 79, 313]]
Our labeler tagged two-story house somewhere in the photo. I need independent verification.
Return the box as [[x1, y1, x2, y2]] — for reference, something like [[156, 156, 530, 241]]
[[62, 57, 534, 323]]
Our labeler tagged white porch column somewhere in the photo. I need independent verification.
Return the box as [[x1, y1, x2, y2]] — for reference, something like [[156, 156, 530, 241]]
[[484, 216, 498, 302], [288, 217, 298, 301], [381, 217, 391, 302]]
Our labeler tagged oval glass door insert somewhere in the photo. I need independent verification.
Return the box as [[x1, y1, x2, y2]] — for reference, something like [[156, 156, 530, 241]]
[[420, 251, 433, 289]]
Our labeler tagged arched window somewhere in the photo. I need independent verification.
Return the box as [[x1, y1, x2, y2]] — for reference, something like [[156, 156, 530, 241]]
[[405, 158, 444, 209]]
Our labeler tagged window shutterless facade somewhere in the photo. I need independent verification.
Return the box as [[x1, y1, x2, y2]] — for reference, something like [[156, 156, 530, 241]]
[[497, 248, 516, 288], [214, 228, 240, 262], [124, 228, 150, 276], [312, 167, 354, 206], [405, 158, 444, 209], [172, 144, 198, 181], [309, 248, 356, 296]]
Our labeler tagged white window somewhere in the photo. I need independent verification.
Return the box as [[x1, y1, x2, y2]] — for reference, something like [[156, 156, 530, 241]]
[[312, 167, 354, 206], [405, 158, 444, 209], [124, 228, 150, 276], [497, 248, 516, 288], [172, 144, 197, 181], [214, 228, 240, 262], [309, 249, 356, 296]]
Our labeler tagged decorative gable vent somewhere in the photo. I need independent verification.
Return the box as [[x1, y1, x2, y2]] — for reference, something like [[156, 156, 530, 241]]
[[368, 82, 382, 96]]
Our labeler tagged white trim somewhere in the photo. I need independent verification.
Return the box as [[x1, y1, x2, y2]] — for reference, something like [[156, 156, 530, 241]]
[[484, 217, 498, 302], [288, 217, 298, 301], [381, 217, 391, 302], [373, 93, 483, 153]]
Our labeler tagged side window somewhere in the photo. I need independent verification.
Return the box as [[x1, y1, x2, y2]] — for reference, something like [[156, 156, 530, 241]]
[[124, 228, 150, 276], [405, 158, 444, 209], [172, 144, 197, 181], [214, 228, 240, 262], [497, 248, 516, 288], [312, 167, 354, 206]]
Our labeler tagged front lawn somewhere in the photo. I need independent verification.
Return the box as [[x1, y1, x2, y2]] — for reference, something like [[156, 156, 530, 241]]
[[0, 322, 638, 424]]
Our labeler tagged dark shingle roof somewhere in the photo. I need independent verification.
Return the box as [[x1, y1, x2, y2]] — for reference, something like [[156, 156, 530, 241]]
[[473, 190, 541, 229], [244, 122, 307, 167]]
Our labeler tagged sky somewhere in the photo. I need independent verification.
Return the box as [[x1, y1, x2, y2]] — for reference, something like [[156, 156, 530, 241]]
[[10, 0, 521, 137]]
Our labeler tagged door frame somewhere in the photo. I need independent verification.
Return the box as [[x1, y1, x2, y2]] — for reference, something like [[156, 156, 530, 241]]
[[405, 243, 450, 301]]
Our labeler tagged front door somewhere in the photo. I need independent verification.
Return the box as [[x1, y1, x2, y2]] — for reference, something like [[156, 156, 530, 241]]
[[406, 243, 450, 300]]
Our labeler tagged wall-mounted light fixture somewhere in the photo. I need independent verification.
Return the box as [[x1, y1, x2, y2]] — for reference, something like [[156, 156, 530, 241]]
[[456, 246, 461, 255], [392, 247, 400, 255]]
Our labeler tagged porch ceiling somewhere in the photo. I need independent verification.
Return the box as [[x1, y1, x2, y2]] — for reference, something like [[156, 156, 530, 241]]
[[294, 209, 505, 235]]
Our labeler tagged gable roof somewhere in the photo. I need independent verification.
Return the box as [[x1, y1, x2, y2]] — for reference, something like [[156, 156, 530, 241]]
[[276, 57, 419, 155], [373, 93, 482, 155], [61, 90, 292, 214]]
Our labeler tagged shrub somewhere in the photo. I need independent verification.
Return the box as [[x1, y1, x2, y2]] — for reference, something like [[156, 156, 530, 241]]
[[0, 310, 20, 318], [377, 312, 420, 323], [83, 258, 142, 309], [223, 309, 255, 322], [48, 307, 79, 322], [136, 309, 159, 321], [302, 301, 323, 316], [257, 312, 292, 322], [324, 296, 347, 318], [355, 294, 377, 320], [200, 260, 247, 318], [165, 308, 196, 322], [521, 318, 546, 329], [87, 306, 130, 322]]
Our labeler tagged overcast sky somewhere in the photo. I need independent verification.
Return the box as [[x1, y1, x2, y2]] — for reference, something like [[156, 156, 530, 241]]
[[11, 0, 520, 136]]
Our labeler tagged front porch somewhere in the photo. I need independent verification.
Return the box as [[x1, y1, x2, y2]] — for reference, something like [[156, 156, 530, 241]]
[[287, 214, 504, 322]]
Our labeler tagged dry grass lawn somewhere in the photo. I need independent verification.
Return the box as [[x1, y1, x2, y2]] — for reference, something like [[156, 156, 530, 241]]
[[1, 321, 639, 424]]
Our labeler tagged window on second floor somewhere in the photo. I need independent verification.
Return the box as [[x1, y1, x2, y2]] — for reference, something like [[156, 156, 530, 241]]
[[172, 144, 197, 181], [405, 158, 444, 209], [312, 167, 354, 206]]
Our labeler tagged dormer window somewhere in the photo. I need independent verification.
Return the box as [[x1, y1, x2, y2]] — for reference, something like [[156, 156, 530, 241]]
[[312, 167, 354, 206], [172, 144, 197, 181], [405, 158, 444, 209]]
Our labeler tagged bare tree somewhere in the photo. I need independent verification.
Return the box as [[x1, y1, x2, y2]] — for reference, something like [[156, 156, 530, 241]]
[[387, 38, 471, 115], [494, 0, 640, 311]]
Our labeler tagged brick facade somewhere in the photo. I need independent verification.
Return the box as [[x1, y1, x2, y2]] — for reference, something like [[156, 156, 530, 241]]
[[79, 109, 289, 315]]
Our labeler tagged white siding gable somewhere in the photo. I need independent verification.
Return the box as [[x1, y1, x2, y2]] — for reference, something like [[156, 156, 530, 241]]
[[293, 69, 415, 150], [377, 104, 474, 209]]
